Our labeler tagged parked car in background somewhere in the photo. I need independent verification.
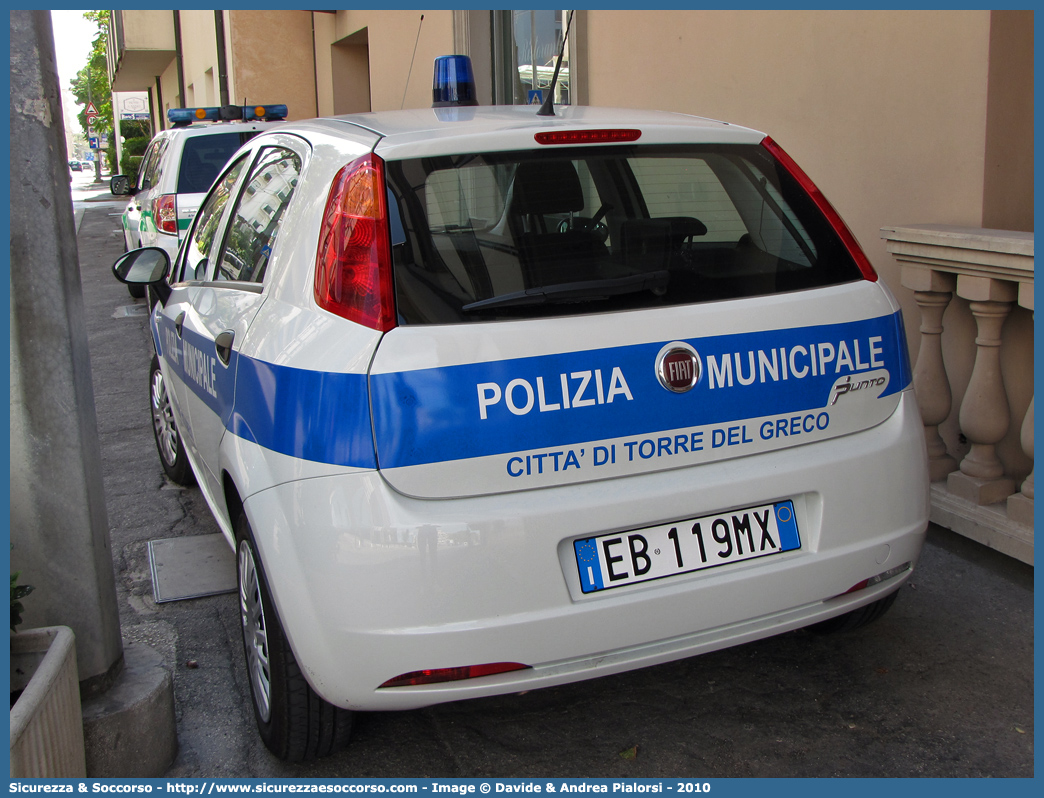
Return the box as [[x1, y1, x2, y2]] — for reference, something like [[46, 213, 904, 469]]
[[114, 57, 929, 762], [69, 159, 82, 171], [110, 104, 288, 296]]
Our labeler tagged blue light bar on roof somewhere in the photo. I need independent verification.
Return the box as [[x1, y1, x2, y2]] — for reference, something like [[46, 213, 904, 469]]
[[167, 104, 288, 127]]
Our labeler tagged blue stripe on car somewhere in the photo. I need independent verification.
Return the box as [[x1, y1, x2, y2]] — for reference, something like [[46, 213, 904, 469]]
[[370, 311, 911, 468], [154, 310, 910, 470]]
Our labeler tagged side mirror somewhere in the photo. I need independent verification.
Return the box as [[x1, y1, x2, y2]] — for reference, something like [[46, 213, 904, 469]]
[[110, 175, 134, 196], [113, 247, 170, 286]]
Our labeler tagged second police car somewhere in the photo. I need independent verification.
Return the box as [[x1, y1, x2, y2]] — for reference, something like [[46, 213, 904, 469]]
[[115, 56, 930, 761], [111, 104, 290, 293]]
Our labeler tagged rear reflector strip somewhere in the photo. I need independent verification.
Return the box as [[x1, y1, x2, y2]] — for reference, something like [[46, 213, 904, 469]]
[[842, 562, 911, 595], [760, 136, 878, 282], [379, 662, 529, 688], [535, 129, 641, 145]]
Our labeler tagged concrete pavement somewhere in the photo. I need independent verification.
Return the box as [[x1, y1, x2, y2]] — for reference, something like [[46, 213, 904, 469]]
[[73, 201, 1034, 778]]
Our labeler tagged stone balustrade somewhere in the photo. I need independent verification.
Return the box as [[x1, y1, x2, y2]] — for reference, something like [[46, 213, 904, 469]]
[[881, 224, 1033, 564]]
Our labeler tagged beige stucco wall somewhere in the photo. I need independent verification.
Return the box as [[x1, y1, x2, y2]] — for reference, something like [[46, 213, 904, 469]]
[[314, 10, 455, 113], [157, 62, 180, 122], [178, 10, 217, 108], [226, 11, 318, 119], [119, 9, 175, 51], [982, 10, 1034, 232]]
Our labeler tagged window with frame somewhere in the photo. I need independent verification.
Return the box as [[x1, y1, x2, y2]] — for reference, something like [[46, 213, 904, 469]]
[[176, 155, 248, 283], [216, 147, 302, 284], [385, 143, 862, 324], [139, 138, 168, 190], [494, 10, 574, 106]]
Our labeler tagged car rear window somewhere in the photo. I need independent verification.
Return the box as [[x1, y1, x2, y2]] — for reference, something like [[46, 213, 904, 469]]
[[383, 144, 864, 324], [177, 132, 257, 194]]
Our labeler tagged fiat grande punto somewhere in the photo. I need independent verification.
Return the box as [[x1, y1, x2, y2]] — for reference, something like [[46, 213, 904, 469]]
[[114, 66, 929, 761]]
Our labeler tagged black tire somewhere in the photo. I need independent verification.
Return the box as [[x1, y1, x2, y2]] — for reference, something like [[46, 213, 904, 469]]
[[235, 510, 353, 761], [809, 590, 899, 635], [149, 355, 195, 485]]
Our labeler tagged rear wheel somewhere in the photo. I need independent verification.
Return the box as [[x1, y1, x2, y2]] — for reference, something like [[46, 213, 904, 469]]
[[809, 590, 899, 635], [149, 355, 194, 485], [235, 510, 353, 761]]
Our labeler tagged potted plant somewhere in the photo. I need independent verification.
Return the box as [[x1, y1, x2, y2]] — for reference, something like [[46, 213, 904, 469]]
[[9, 564, 86, 777]]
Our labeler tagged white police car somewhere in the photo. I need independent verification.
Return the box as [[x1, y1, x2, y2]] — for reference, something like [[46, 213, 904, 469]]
[[114, 56, 929, 761], [111, 104, 289, 265]]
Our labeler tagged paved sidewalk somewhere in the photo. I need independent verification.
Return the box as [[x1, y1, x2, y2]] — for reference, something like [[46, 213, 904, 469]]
[[74, 204, 1034, 778]]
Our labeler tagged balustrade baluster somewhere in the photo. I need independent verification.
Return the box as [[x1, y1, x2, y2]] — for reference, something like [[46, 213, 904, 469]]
[[902, 267, 958, 481], [947, 276, 1017, 505]]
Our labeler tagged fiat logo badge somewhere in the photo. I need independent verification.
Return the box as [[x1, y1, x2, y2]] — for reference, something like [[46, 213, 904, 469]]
[[657, 344, 701, 393]]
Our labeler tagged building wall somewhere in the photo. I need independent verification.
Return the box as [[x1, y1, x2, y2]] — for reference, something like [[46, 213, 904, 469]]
[[227, 10, 318, 118], [314, 10, 455, 113], [119, 9, 175, 52], [179, 10, 217, 108], [982, 10, 1034, 232]]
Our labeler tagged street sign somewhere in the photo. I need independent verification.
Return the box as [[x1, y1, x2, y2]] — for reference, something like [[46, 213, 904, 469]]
[[85, 101, 100, 125], [89, 137, 99, 149]]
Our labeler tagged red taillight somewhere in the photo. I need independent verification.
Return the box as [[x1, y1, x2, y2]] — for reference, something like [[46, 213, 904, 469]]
[[760, 136, 877, 282], [314, 153, 396, 331], [153, 194, 177, 235], [379, 662, 529, 688], [535, 129, 641, 145]]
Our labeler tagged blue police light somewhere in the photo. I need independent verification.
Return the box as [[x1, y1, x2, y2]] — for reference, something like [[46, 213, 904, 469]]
[[167, 104, 288, 127], [432, 55, 478, 108], [168, 107, 220, 126], [243, 104, 288, 121]]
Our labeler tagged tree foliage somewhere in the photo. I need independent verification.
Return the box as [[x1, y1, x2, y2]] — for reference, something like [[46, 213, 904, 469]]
[[69, 10, 115, 167]]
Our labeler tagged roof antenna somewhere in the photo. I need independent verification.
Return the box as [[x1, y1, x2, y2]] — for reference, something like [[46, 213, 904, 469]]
[[536, 10, 574, 117], [401, 14, 425, 109]]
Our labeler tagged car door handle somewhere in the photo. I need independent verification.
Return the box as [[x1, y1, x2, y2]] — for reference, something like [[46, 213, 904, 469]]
[[214, 330, 234, 366], [174, 312, 185, 338]]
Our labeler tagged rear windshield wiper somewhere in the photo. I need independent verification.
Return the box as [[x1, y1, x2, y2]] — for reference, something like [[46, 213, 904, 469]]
[[462, 271, 669, 312]]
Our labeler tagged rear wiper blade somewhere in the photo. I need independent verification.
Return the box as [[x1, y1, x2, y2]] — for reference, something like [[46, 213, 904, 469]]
[[462, 271, 669, 312]]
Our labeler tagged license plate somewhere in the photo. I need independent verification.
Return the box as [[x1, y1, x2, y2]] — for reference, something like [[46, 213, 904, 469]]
[[574, 500, 800, 594]]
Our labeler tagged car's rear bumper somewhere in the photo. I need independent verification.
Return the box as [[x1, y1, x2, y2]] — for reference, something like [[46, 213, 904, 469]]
[[241, 390, 929, 711]]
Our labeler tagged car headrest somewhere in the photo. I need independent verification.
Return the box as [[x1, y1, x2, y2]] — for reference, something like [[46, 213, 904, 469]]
[[512, 159, 585, 215]]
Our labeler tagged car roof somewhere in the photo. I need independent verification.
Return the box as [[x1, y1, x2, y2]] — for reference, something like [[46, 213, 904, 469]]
[[289, 105, 767, 160]]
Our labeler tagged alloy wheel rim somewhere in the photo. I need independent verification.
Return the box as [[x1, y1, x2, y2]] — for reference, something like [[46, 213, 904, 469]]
[[150, 370, 179, 467], [239, 540, 272, 722]]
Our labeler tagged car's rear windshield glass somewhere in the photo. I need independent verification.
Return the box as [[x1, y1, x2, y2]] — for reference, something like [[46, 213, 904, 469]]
[[177, 132, 257, 194], [384, 143, 864, 324]]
